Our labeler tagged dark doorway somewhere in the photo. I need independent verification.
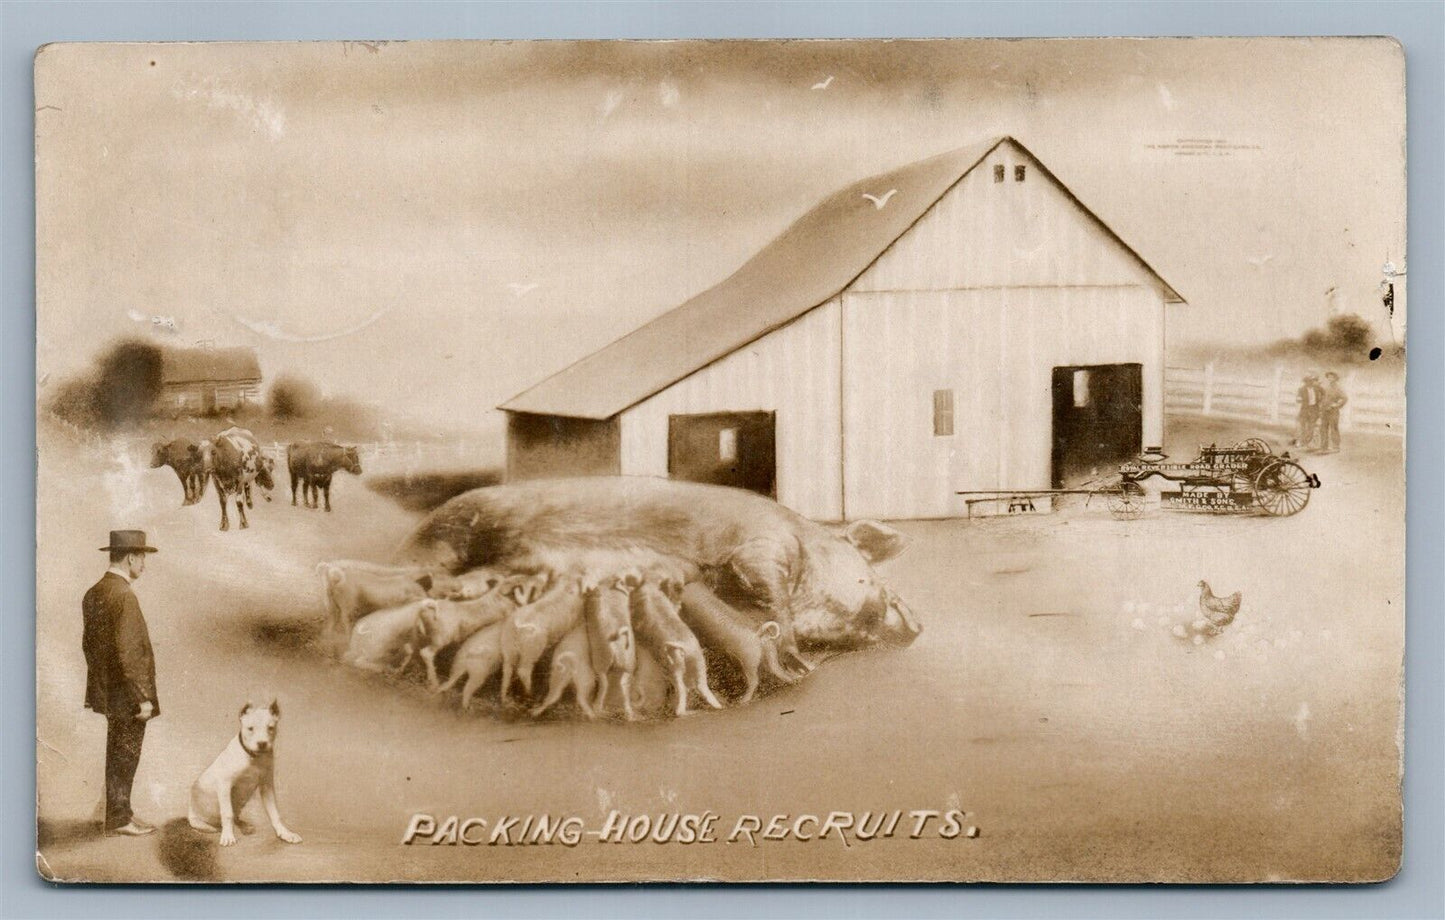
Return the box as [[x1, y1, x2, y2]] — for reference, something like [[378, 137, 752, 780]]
[[668, 411, 776, 498], [1051, 364, 1143, 488]]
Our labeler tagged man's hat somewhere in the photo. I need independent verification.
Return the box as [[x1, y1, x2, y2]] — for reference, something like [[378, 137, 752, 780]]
[[99, 530, 159, 553]]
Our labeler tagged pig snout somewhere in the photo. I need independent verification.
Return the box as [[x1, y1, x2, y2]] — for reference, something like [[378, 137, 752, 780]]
[[880, 589, 922, 645]]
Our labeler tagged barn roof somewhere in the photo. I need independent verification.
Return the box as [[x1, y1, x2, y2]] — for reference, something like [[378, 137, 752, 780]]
[[501, 136, 1184, 421], [160, 346, 262, 385]]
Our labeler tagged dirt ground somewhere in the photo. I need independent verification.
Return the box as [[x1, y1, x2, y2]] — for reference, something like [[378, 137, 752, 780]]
[[34, 416, 1403, 883]]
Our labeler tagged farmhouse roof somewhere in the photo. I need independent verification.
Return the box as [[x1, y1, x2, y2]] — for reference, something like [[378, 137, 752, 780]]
[[160, 346, 262, 385], [501, 136, 1184, 420]]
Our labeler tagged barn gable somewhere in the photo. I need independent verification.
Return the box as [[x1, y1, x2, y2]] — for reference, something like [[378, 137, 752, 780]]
[[851, 139, 1174, 295]]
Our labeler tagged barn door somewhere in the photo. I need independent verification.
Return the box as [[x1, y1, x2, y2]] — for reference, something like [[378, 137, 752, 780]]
[[668, 411, 776, 498], [1051, 364, 1143, 488]]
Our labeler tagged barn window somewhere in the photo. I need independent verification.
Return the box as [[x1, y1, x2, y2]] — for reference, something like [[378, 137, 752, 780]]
[[933, 389, 955, 437], [1014, 164, 1027, 182], [993, 164, 1005, 183], [1072, 370, 1092, 407], [718, 427, 738, 462]]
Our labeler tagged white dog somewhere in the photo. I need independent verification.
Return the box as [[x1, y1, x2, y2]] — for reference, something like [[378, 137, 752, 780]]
[[187, 700, 303, 847]]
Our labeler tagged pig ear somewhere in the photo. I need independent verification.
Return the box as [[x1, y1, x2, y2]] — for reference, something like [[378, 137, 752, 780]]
[[843, 520, 907, 564]]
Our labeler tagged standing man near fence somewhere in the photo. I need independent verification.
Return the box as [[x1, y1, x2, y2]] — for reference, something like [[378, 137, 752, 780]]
[[1319, 371, 1348, 454], [82, 530, 161, 837], [1292, 372, 1323, 449]]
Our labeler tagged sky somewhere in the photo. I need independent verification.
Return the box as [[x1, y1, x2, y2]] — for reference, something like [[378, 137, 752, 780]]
[[35, 38, 1406, 429]]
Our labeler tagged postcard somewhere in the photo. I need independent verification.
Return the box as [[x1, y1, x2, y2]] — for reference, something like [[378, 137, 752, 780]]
[[35, 37, 1405, 882]]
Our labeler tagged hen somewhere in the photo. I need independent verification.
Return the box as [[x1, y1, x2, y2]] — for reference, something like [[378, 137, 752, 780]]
[[1198, 580, 1242, 627]]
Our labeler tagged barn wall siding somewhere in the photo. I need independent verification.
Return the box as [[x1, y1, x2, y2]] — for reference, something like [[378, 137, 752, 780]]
[[619, 299, 843, 520], [841, 285, 1164, 520], [851, 141, 1160, 295]]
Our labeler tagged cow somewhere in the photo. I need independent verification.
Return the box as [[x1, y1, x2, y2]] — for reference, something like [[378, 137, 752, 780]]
[[209, 434, 276, 531], [399, 478, 921, 672], [287, 441, 363, 512], [150, 438, 208, 505], [215, 427, 274, 510]]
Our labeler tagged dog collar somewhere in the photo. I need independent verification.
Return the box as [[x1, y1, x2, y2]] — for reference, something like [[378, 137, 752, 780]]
[[237, 733, 264, 758]]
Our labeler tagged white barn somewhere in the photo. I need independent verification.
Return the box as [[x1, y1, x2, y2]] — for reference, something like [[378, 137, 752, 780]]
[[501, 137, 1185, 521]]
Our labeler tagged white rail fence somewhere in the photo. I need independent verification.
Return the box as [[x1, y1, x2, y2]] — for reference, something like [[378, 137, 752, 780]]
[[1165, 364, 1404, 437]]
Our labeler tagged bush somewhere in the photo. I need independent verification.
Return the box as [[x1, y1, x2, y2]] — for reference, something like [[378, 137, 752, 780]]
[[269, 374, 321, 420], [1284, 313, 1378, 363], [45, 339, 163, 430], [96, 340, 164, 425], [1323, 314, 1373, 351]]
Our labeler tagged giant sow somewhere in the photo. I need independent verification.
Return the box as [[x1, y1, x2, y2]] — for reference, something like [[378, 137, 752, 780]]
[[399, 478, 920, 652]]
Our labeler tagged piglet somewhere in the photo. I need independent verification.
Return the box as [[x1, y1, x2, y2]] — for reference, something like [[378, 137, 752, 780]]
[[678, 581, 796, 703], [584, 575, 639, 720], [529, 624, 598, 719], [346, 598, 432, 675], [630, 577, 722, 716], [435, 622, 504, 711]]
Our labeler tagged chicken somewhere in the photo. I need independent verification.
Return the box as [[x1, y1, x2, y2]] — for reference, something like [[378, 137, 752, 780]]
[[1171, 581, 1243, 644], [1198, 580, 1242, 627]]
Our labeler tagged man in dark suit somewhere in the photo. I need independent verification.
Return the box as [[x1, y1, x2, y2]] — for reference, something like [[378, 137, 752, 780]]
[[82, 530, 160, 837]]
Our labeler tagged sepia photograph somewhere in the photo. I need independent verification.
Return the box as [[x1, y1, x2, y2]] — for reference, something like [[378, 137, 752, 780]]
[[33, 36, 1405, 884]]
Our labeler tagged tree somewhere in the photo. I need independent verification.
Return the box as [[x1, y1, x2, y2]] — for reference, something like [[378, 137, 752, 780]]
[[269, 373, 321, 420], [1324, 313, 1373, 351], [93, 340, 163, 427]]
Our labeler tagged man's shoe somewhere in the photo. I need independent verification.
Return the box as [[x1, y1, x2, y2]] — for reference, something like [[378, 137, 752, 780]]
[[129, 818, 156, 832], [105, 822, 155, 837]]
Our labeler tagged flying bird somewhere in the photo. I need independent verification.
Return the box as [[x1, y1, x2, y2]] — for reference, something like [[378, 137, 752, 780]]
[[862, 189, 897, 210], [812, 75, 834, 90], [506, 282, 539, 298], [233, 308, 389, 343]]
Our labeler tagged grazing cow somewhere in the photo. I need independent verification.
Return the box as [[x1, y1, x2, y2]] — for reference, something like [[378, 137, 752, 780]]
[[210, 435, 276, 531], [150, 438, 207, 505], [287, 442, 363, 512]]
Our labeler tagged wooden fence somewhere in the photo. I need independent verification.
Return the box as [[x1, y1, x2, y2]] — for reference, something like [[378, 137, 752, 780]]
[[1165, 364, 1404, 436]]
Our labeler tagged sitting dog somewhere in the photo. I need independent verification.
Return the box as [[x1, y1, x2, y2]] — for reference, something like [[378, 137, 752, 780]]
[[187, 700, 303, 847]]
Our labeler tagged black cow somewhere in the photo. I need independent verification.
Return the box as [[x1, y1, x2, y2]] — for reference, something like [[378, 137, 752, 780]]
[[150, 438, 208, 505], [287, 442, 363, 512]]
